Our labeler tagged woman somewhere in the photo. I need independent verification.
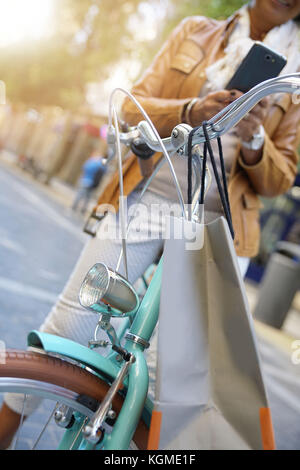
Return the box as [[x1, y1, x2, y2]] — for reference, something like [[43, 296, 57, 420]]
[[1, 0, 300, 449]]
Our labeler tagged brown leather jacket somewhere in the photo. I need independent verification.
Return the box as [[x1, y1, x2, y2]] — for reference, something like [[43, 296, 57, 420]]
[[97, 13, 300, 257]]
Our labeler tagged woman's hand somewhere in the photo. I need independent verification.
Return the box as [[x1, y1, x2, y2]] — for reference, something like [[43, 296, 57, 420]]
[[188, 91, 269, 166], [236, 98, 269, 166], [188, 89, 242, 126], [236, 98, 269, 142]]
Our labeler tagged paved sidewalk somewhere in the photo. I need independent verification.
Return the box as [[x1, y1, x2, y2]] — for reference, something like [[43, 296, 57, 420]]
[[0, 150, 98, 215], [0, 158, 299, 449], [0, 162, 86, 449]]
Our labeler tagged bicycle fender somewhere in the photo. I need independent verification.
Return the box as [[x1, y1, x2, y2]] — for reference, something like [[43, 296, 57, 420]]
[[27, 330, 154, 427], [27, 330, 121, 383]]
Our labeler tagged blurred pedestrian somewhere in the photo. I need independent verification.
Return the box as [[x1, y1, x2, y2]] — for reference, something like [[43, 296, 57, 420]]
[[72, 151, 107, 214], [1, 0, 300, 449]]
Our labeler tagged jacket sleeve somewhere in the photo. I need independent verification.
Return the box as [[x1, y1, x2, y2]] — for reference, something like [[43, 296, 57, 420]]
[[239, 100, 300, 197], [122, 17, 206, 137]]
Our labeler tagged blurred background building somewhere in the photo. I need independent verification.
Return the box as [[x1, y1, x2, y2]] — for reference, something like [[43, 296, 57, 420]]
[[0, 0, 299, 328], [0, 0, 299, 449]]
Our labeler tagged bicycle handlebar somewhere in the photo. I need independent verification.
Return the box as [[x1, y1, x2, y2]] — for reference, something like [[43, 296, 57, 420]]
[[200, 74, 300, 139], [108, 73, 300, 157]]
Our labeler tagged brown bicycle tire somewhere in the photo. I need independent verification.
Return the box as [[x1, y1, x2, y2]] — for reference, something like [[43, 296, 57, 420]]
[[0, 350, 149, 450]]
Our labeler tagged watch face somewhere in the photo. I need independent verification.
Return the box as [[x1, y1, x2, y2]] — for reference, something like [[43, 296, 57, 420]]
[[243, 126, 264, 150], [252, 136, 264, 150]]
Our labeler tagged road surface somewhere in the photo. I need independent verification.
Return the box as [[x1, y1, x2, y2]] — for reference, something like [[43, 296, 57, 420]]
[[0, 163, 299, 450]]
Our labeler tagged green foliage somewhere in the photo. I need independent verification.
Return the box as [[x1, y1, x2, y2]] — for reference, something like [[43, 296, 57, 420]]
[[0, 0, 146, 109], [0, 0, 247, 110], [163, 0, 246, 39], [177, 0, 246, 20]]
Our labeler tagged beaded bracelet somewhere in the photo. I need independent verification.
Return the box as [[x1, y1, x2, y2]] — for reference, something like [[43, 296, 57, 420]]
[[184, 98, 198, 126]]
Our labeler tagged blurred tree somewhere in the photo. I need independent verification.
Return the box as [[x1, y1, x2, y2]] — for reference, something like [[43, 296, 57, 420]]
[[0, 0, 246, 110], [164, 0, 245, 35], [172, 0, 245, 20], [0, 0, 166, 109]]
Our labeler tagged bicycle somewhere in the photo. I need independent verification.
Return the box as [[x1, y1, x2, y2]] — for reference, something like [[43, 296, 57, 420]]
[[0, 74, 299, 450]]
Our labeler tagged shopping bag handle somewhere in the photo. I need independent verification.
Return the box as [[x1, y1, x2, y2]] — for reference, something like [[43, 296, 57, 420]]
[[187, 122, 235, 239]]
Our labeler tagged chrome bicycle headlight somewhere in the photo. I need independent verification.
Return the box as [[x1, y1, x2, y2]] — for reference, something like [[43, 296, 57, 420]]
[[79, 263, 139, 316]]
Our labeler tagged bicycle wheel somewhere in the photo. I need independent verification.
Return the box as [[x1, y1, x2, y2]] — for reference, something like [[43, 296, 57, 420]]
[[0, 350, 149, 450]]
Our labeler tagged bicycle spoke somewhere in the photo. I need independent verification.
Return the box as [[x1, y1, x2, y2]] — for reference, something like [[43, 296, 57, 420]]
[[31, 402, 59, 450], [12, 394, 27, 450], [69, 416, 89, 450]]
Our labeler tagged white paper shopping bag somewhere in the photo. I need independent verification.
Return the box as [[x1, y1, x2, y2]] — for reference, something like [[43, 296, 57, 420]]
[[147, 215, 275, 450]]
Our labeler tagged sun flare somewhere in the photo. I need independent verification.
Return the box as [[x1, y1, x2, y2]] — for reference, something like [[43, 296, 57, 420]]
[[0, 0, 54, 47]]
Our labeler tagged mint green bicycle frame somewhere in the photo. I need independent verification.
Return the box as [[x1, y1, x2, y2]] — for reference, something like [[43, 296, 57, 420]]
[[27, 258, 163, 450], [19, 73, 300, 449]]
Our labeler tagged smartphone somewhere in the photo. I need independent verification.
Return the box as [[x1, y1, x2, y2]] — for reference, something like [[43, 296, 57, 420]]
[[226, 43, 287, 93]]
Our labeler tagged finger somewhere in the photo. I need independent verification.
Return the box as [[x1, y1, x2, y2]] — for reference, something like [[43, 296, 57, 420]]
[[244, 113, 261, 128], [238, 114, 261, 131], [227, 89, 244, 101], [206, 102, 229, 116], [259, 97, 269, 108], [236, 123, 252, 141], [250, 98, 269, 118], [210, 90, 241, 103], [250, 105, 266, 120], [236, 117, 261, 140], [249, 107, 264, 120]]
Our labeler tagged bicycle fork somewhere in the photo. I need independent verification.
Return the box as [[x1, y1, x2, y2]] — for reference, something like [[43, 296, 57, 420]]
[[83, 351, 136, 445]]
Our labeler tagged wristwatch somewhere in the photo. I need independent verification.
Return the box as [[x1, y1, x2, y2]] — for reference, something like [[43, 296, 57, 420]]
[[241, 125, 265, 151]]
